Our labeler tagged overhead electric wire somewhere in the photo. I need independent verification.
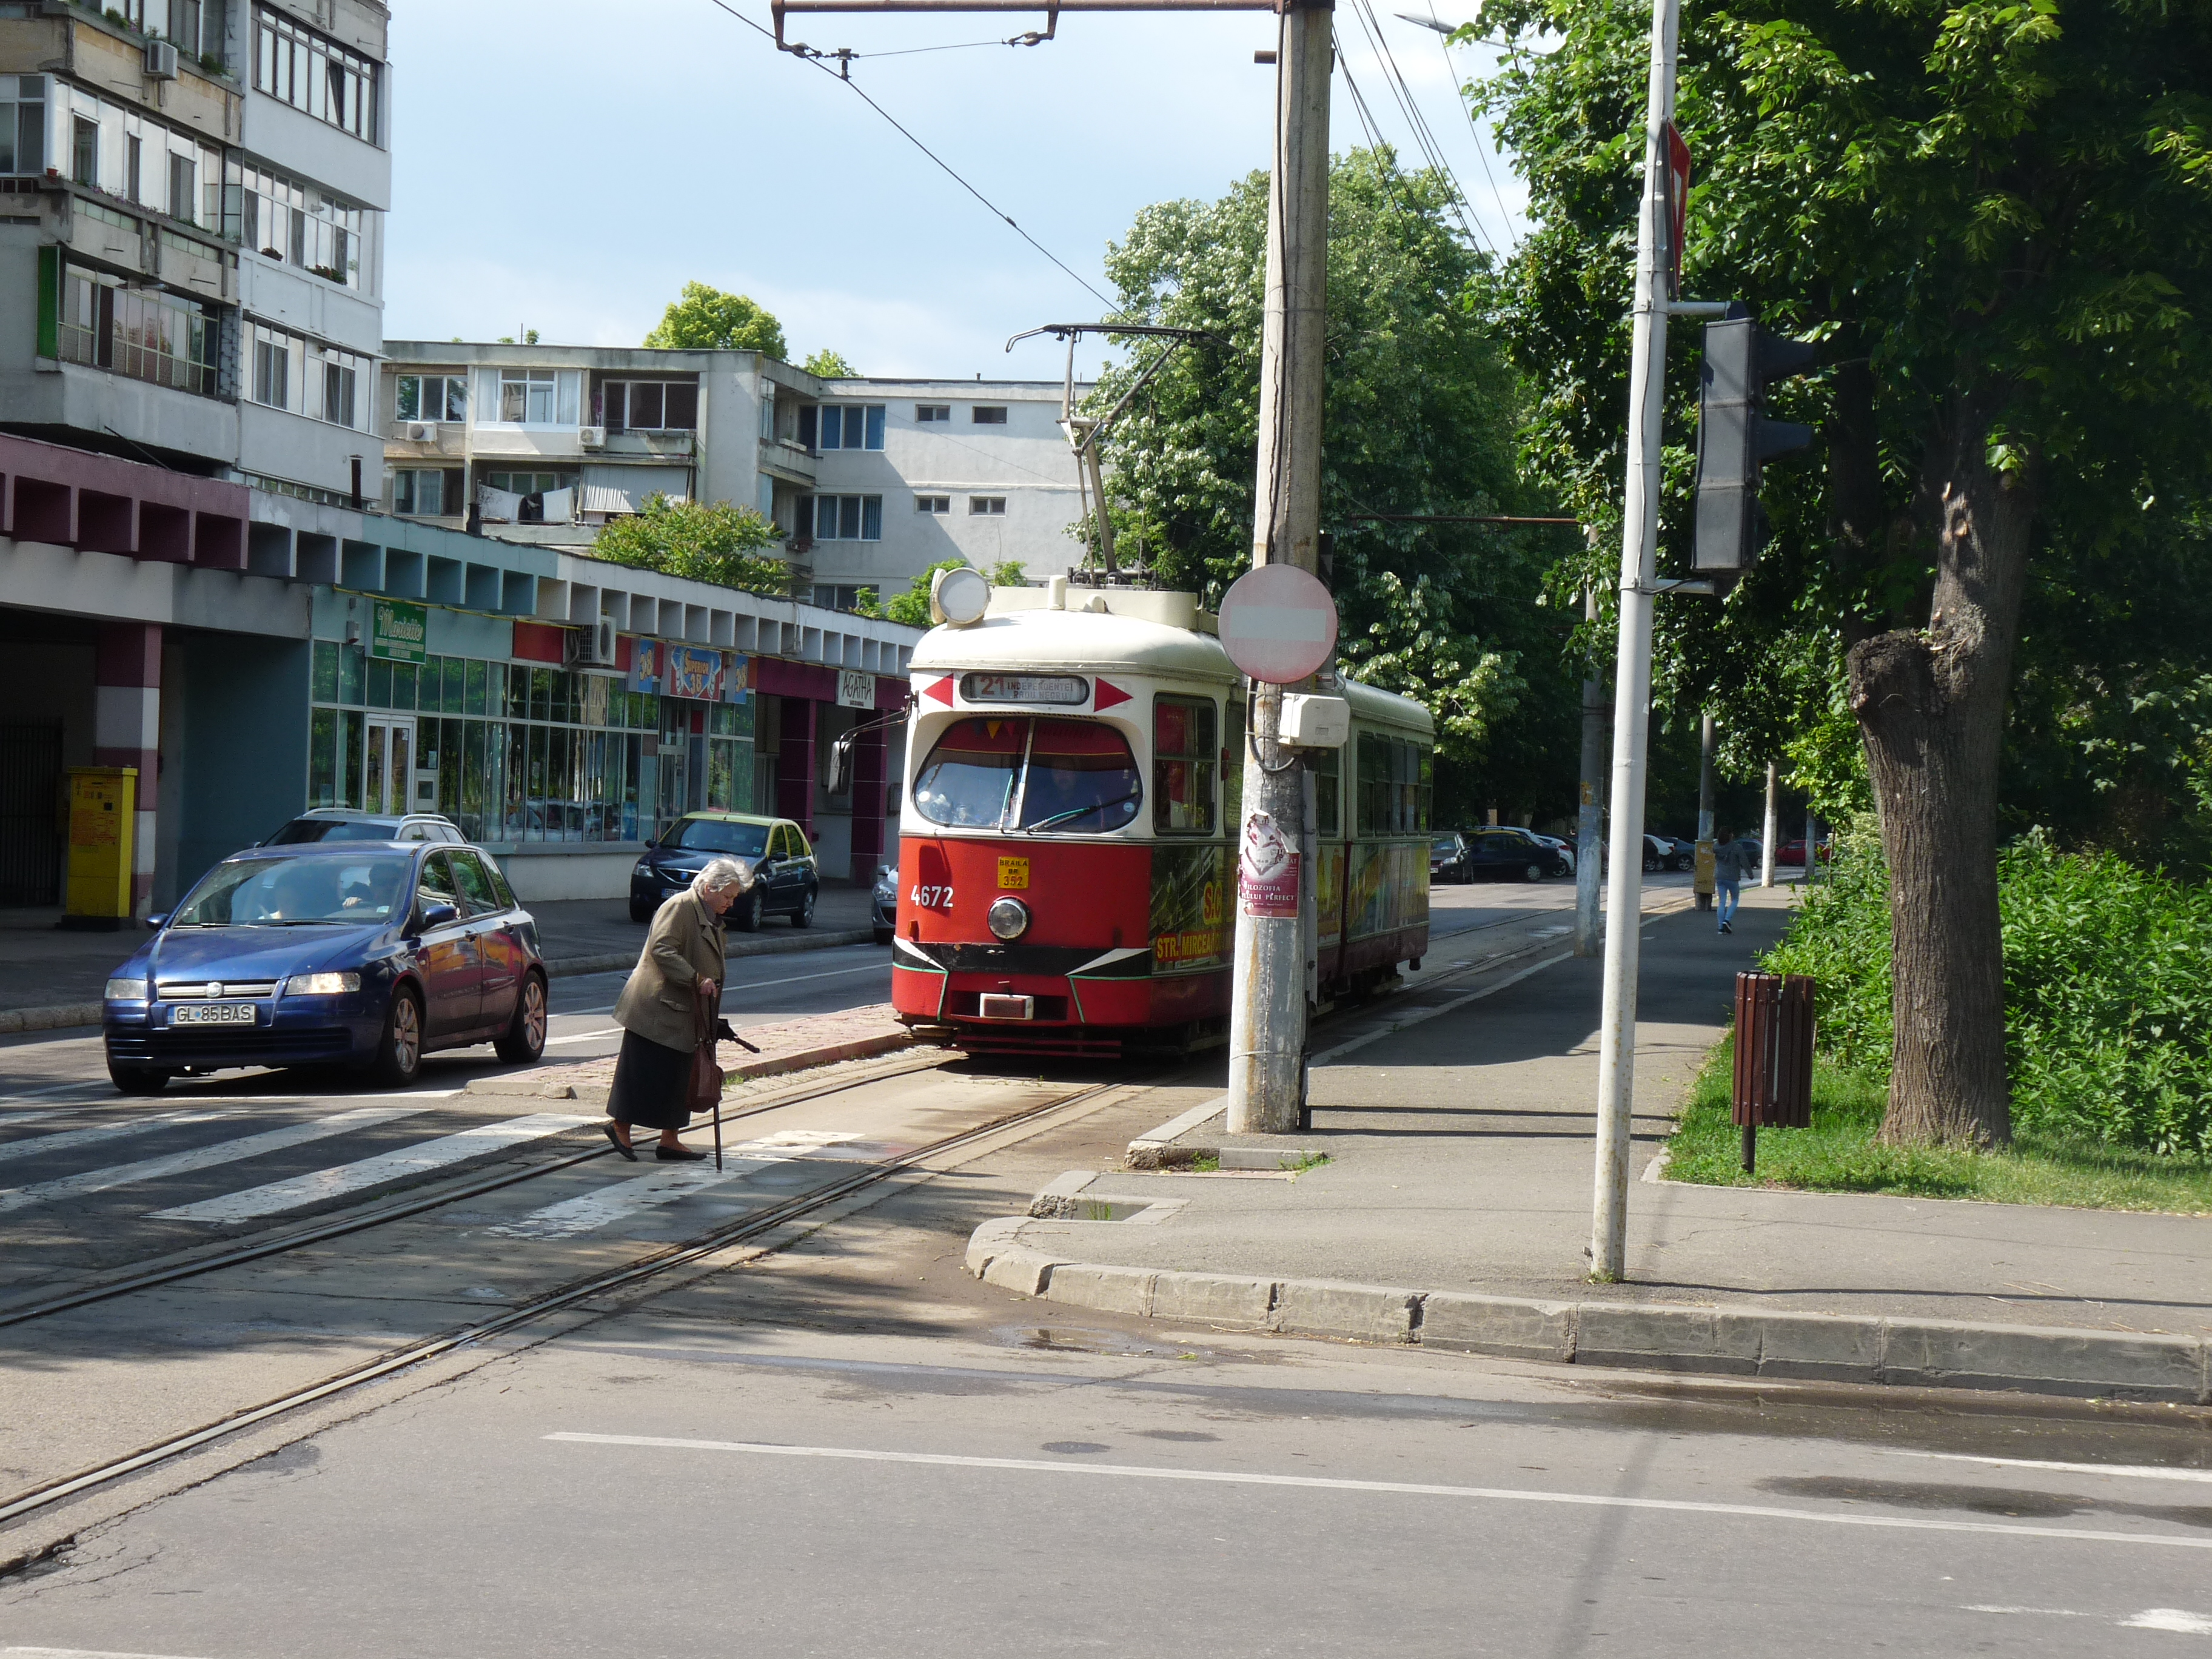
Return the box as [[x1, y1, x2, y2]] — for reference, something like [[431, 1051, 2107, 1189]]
[[700, 0, 1118, 310], [1342, 0, 1486, 253], [1424, 0, 1521, 249]]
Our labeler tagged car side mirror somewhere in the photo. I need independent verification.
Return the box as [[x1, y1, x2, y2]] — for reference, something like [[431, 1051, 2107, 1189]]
[[145, 913, 169, 931], [421, 903, 459, 928]]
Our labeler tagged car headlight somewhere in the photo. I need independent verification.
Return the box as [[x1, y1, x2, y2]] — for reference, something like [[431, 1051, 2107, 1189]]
[[286, 972, 361, 996], [987, 896, 1030, 941], [105, 977, 147, 1002]]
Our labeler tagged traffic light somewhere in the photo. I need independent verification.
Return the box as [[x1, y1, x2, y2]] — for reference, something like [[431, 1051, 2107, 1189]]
[[1692, 315, 1816, 579]]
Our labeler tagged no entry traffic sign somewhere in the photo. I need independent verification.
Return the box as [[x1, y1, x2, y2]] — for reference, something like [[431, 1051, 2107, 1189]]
[[1217, 565, 1338, 685]]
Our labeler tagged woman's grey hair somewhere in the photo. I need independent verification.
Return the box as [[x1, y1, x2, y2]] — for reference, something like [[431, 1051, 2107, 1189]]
[[694, 858, 751, 896]]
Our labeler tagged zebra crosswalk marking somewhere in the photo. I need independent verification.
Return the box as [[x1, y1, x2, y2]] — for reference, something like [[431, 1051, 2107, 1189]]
[[488, 1131, 869, 1240], [0, 1109, 235, 1168], [0, 1104, 434, 1218], [150, 1112, 597, 1222]]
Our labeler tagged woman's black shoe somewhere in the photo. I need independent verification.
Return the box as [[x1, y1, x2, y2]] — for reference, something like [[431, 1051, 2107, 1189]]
[[655, 1143, 709, 1162], [603, 1122, 638, 1161]]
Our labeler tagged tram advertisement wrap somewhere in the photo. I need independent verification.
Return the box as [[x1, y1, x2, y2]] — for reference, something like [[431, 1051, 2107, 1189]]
[[1315, 843, 1346, 950], [1347, 842, 1431, 940], [1150, 844, 1228, 972]]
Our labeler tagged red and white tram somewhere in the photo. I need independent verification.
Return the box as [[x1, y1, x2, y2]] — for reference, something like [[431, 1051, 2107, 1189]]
[[890, 583, 1435, 1056]]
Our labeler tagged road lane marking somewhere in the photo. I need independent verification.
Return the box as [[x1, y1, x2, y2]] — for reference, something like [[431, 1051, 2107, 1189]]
[[489, 1131, 865, 1238], [1883, 1449, 2212, 1484], [0, 1105, 434, 1217], [543, 1435, 2212, 1551], [2124, 1610, 2212, 1633], [150, 1112, 597, 1221], [0, 1108, 236, 1167], [4, 1649, 214, 1658]]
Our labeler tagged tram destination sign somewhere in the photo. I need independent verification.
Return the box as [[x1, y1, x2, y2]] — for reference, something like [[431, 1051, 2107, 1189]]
[[1217, 565, 1338, 684]]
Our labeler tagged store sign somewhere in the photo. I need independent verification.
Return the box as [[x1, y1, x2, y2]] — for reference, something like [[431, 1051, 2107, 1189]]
[[626, 638, 662, 695], [664, 645, 722, 701], [370, 599, 427, 664], [837, 669, 874, 710]]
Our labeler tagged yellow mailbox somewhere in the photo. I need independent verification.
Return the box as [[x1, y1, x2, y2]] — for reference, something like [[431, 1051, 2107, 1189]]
[[64, 766, 137, 925]]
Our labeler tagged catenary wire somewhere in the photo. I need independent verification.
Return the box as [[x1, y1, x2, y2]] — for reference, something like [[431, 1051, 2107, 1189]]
[[1345, 0, 1483, 252], [700, 0, 1118, 310], [1424, 0, 1520, 248]]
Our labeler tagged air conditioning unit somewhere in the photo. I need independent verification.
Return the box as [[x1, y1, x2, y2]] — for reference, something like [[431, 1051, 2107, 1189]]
[[145, 39, 180, 79], [578, 426, 606, 450], [566, 618, 617, 669], [406, 422, 434, 443]]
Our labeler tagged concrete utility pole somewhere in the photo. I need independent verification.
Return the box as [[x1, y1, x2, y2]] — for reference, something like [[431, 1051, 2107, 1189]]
[[1760, 760, 1777, 886], [1227, 0, 1333, 1134], [1589, 0, 1680, 1282], [1575, 585, 1606, 957]]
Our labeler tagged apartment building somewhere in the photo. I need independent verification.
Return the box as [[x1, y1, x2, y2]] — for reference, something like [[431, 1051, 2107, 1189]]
[[380, 343, 1093, 606], [0, 0, 388, 498]]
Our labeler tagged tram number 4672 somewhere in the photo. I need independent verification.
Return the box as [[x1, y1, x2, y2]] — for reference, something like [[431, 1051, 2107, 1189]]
[[911, 884, 954, 909]]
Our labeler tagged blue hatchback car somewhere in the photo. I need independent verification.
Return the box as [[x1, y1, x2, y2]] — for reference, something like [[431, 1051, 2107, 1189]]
[[102, 842, 548, 1094]]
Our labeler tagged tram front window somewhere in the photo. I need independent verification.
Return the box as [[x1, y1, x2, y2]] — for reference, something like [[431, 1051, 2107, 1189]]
[[911, 717, 1142, 833]]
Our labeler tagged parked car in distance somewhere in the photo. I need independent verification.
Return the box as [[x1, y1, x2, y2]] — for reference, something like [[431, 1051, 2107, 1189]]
[[101, 842, 546, 1094], [1501, 826, 1575, 875], [1464, 828, 1571, 883], [261, 809, 464, 845], [872, 863, 897, 945], [1778, 837, 1833, 866], [629, 811, 820, 932], [1430, 833, 1477, 885]]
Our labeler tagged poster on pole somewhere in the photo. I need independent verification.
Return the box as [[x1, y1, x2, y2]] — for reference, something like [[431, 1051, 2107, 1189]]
[[1239, 809, 1301, 919]]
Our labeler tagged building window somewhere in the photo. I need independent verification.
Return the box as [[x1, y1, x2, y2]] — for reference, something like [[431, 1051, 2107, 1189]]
[[72, 117, 98, 187], [497, 369, 580, 427], [811, 585, 872, 613], [226, 162, 365, 288], [1152, 696, 1218, 836], [323, 359, 357, 428], [166, 0, 208, 57], [915, 495, 950, 515], [57, 264, 218, 398], [393, 469, 447, 517], [813, 494, 883, 541], [972, 406, 1007, 424], [818, 404, 885, 451], [126, 133, 142, 202], [480, 471, 575, 524], [396, 374, 468, 424], [253, 334, 290, 409], [167, 153, 195, 223], [970, 496, 1006, 516], [1, 78, 47, 176], [600, 380, 698, 434], [916, 403, 950, 423], [254, 6, 380, 144]]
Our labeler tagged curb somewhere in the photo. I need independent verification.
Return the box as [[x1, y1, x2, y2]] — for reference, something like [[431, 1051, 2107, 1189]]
[[964, 1220, 2212, 1404], [466, 1030, 915, 1104], [0, 929, 886, 1038]]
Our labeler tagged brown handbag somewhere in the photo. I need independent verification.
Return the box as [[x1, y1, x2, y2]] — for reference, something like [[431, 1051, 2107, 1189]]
[[685, 977, 724, 1116]]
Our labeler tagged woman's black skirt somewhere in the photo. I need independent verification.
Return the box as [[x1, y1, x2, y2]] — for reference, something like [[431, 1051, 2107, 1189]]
[[606, 1028, 693, 1130]]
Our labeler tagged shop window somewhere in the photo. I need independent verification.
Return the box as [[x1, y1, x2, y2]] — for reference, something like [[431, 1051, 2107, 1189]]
[[1152, 697, 1218, 836]]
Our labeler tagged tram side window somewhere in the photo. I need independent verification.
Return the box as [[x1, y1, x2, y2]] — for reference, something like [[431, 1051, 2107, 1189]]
[[1356, 733, 1387, 836], [1312, 743, 1340, 837], [1019, 719, 1142, 832], [1153, 696, 1218, 835], [913, 717, 1024, 829], [1416, 745, 1433, 832], [1223, 697, 1245, 828]]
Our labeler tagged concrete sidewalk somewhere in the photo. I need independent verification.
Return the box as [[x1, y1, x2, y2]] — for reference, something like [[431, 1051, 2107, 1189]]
[[0, 886, 879, 1034], [971, 884, 2212, 1403]]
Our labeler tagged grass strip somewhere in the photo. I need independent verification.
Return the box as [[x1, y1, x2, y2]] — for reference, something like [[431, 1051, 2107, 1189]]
[[1663, 1038, 2212, 1215]]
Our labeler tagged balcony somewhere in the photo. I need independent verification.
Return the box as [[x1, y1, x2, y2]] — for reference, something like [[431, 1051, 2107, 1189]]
[[759, 438, 817, 487]]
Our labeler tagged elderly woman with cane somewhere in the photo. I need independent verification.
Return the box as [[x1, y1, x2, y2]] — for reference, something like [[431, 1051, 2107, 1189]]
[[603, 857, 749, 1161]]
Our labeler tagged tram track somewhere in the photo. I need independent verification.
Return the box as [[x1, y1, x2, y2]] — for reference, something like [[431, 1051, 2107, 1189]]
[[0, 1068, 1142, 1532]]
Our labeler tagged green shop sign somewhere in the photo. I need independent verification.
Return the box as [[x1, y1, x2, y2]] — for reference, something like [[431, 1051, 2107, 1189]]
[[370, 600, 428, 664]]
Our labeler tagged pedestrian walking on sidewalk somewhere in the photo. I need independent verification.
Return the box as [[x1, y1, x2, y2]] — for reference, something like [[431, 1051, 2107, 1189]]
[[605, 857, 748, 1162], [1712, 829, 1751, 935]]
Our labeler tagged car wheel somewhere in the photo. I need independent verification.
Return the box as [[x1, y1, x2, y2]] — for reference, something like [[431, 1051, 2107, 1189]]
[[1523, 862, 1544, 883], [1643, 853, 1661, 873], [370, 987, 424, 1087], [731, 888, 765, 934], [494, 972, 548, 1064], [108, 1062, 172, 1096], [628, 896, 654, 925], [790, 886, 816, 930], [873, 926, 895, 947]]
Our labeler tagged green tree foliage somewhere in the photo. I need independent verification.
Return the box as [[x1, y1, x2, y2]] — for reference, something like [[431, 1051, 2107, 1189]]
[[1770, 831, 2212, 1158], [591, 497, 788, 594], [881, 558, 973, 627], [802, 349, 858, 378], [644, 283, 788, 357], [1093, 147, 1579, 819]]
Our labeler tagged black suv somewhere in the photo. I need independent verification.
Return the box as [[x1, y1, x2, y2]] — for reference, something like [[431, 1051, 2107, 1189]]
[[630, 812, 820, 931]]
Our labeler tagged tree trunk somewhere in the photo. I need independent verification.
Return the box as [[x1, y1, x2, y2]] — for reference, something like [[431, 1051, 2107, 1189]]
[[1845, 389, 2036, 1148]]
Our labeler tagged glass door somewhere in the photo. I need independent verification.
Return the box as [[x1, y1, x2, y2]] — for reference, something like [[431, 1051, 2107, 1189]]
[[363, 716, 418, 814]]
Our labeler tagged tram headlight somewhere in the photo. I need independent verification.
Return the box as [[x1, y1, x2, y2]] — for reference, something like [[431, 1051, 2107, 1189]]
[[987, 896, 1031, 941]]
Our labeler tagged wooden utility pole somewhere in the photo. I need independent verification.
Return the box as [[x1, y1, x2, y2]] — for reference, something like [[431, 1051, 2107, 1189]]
[[1228, 0, 1333, 1133]]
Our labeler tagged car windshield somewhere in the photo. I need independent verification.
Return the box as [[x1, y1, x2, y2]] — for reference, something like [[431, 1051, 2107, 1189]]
[[663, 818, 770, 857], [912, 717, 1142, 834], [171, 854, 414, 926], [265, 817, 406, 845], [1432, 836, 1460, 853]]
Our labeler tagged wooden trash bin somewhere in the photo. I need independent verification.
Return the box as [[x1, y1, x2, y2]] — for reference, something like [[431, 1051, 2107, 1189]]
[[1732, 971, 1814, 1173]]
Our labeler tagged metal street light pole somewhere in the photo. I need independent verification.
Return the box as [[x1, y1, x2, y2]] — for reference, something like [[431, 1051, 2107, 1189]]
[[1228, 0, 1333, 1134], [1574, 582, 1606, 958], [1590, 0, 1680, 1283]]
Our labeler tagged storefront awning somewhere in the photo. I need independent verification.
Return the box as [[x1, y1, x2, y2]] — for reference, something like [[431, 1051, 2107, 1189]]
[[578, 465, 691, 515]]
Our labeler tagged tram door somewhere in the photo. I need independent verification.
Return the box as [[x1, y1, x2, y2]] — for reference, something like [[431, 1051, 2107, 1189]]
[[363, 717, 417, 815]]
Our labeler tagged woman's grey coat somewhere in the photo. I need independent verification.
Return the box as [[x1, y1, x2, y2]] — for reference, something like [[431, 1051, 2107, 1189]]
[[614, 889, 727, 1051]]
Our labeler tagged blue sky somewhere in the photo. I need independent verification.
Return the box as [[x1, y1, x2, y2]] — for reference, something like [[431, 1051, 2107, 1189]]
[[383, 0, 1524, 379]]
